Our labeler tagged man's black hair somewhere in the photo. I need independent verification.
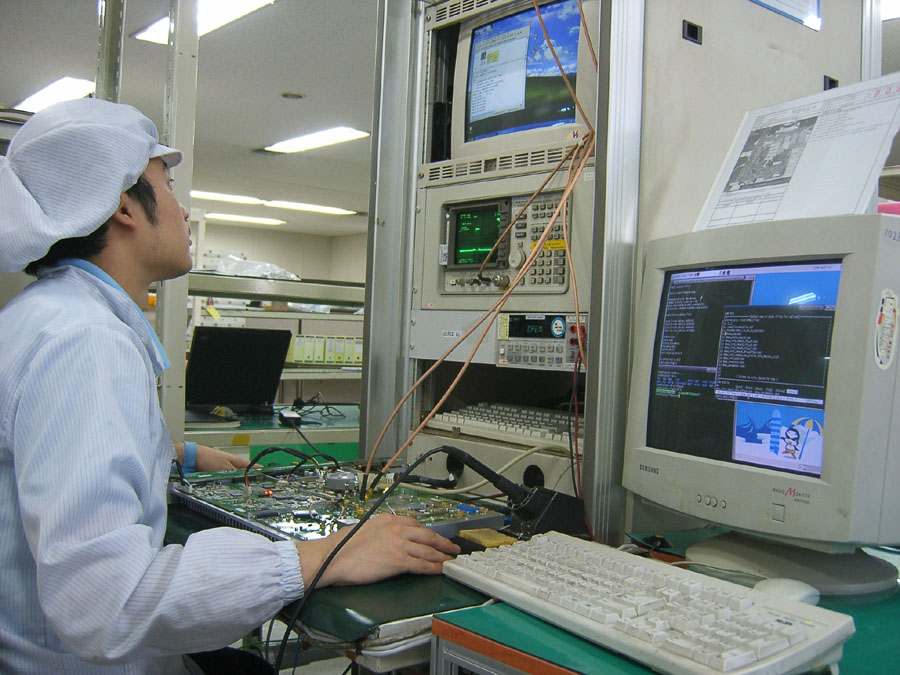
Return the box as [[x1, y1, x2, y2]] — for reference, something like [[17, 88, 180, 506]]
[[24, 175, 158, 276]]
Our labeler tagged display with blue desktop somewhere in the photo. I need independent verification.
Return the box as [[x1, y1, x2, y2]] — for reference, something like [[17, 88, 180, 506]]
[[449, 0, 596, 161], [624, 214, 900, 595]]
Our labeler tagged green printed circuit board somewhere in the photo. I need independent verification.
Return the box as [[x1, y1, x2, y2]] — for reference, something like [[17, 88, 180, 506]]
[[169, 467, 506, 541]]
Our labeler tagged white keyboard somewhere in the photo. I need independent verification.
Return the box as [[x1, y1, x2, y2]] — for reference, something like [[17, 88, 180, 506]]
[[443, 532, 855, 674], [427, 402, 584, 449]]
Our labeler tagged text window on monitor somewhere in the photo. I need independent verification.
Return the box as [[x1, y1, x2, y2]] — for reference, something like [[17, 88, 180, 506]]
[[648, 262, 842, 478]]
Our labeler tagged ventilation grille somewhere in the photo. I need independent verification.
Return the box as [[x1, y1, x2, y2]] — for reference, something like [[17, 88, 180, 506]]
[[429, 0, 511, 29], [424, 144, 571, 186]]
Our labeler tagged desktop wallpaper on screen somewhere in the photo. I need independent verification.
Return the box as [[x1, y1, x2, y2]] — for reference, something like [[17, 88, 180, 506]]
[[465, 0, 581, 141]]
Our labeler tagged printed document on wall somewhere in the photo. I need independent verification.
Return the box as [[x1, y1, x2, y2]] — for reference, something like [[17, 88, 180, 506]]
[[694, 71, 900, 231]]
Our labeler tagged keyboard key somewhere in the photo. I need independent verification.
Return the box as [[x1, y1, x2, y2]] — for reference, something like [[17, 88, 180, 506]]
[[709, 647, 757, 672]]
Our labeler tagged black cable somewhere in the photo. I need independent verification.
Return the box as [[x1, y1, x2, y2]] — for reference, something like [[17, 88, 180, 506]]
[[566, 387, 578, 496], [171, 459, 187, 485], [400, 473, 458, 489], [273, 445, 460, 671], [369, 445, 529, 506], [288, 425, 340, 471], [245, 447, 321, 486]]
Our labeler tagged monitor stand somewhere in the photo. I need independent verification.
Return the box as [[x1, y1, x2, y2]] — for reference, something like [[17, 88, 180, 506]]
[[685, 532, 898, 596]]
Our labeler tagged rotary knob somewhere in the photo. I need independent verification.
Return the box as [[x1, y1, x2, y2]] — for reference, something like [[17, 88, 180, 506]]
[[508, 249, 526, 268]]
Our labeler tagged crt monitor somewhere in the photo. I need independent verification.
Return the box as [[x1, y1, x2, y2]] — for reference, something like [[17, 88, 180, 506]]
[[623, 215, 900, 595], [449, 0, 598, 160]]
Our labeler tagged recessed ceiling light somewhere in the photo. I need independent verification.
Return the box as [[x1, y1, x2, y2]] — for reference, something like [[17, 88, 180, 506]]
[[15, 76, 95, 112], [264, 126, 370, 153], [264, 200, 356, 215], [205, 213, 285, 226], [190, 190, 264, 205], [133, 0, 275, 45]]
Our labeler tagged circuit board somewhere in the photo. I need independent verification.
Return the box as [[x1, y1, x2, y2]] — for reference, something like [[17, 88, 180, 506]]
[[169, 467, 506, 541]]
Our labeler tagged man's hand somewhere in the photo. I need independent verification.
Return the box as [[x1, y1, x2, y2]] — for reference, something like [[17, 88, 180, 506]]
[[195, 444, 250, 471], [297, 513, 461, 588], [174, 442, 249, 471]]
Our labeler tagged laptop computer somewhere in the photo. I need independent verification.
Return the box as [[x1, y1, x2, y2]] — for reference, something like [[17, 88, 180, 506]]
[[185, 326, 292, 414]]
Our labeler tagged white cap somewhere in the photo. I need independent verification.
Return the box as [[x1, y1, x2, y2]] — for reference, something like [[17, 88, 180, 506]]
[[0, 98, 182, 273]]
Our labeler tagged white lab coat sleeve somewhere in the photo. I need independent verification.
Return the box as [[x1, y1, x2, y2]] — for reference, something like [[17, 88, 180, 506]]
[[12, 325, 304, 663]]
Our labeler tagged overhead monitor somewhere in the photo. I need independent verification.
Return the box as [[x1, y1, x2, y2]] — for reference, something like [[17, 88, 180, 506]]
[[623, 215, 900, 595], [449, 0, 598, 160]]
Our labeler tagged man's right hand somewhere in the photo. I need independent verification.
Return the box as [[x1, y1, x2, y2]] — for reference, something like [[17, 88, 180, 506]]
[[296, 513, 461, 588]]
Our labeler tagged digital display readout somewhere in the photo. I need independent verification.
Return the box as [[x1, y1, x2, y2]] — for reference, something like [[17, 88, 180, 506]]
[[508, 314, 568, 339]]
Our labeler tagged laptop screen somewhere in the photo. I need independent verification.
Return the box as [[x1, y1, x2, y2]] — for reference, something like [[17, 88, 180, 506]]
[[185, 326, 292, 412]]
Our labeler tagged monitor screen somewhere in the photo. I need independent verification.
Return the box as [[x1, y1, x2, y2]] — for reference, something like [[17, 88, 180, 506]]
[[453, 206, 502, 266], [465, 0, 580, 142], [647, 261, 841, 477], [185, 327, 292, 412]]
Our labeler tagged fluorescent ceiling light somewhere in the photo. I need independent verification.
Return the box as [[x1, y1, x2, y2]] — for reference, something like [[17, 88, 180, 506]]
[[885, 0, 900, 20], [264, 126, 370, 153], [205, 213, 285, 226], [190, 190, 263, 205], [192, 190, 355, 215], [134, 0, 274, 45], [265, 200, 356, 215], [16, 76, 95, 112]]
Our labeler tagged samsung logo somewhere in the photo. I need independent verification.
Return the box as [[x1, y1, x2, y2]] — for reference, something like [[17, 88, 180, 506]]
[[639, 464, 659, 475]]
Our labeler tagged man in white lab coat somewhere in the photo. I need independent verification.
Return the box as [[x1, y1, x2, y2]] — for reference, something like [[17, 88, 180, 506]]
[[0, 98, 459, 674]]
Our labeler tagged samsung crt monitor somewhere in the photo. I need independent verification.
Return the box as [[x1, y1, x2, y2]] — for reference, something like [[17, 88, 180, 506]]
[[449, 0, 598, 160], [623, 215, 900, 594]]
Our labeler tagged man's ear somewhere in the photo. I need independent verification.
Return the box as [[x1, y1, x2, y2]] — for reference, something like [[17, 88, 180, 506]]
[[109, 193, 140, 230]]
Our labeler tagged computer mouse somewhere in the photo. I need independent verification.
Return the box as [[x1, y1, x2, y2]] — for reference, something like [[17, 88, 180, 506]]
[[753, 577, 821, 605]]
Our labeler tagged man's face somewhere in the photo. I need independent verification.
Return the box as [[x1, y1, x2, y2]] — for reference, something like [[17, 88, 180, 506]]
[[141, 158, 193, 280]]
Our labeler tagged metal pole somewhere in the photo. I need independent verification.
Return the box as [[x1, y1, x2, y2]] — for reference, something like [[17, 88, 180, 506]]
[[360, 0, 423, 461], [156, 0, 200, 442], [583, 0, 645, 545], [95, 0, 126, 102]]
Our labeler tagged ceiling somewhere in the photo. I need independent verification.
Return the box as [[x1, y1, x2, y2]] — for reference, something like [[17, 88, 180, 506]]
[[6, 3, 900, 220], [0, 0, 378, 236]]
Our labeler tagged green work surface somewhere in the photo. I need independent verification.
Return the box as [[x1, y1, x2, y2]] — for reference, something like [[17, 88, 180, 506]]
[[819, 586, 900, 673], [283, 575, 488, 642], [437, 603, 647, 674], [224, 404, 360, 430]]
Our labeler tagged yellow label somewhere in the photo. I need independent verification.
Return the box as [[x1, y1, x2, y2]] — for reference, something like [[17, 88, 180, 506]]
[[530, 240, 566, 251], [204, 306, 222, 319]]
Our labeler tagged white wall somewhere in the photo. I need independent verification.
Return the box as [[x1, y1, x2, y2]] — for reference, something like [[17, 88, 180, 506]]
[[0, 271, 33, 311], [638, 0, 862, 247], [330, 234, 368, 283], [200, 225, 368, 283], [201, 223, 333, 279]]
